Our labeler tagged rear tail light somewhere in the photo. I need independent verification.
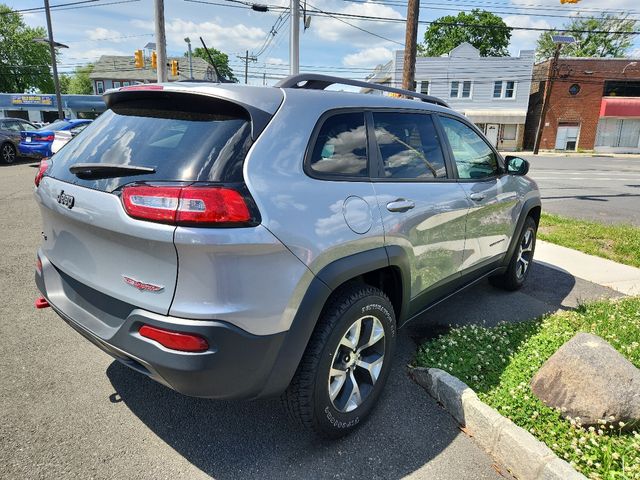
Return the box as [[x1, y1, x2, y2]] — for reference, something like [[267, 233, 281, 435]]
[[35, 135, 55, 142], [34, 158, 50, 187], [121, 184, 253, 226], [139, 324, 208, 352]]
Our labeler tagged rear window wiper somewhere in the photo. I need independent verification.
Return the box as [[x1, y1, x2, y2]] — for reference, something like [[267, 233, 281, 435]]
[[69, 163, 156, 179]]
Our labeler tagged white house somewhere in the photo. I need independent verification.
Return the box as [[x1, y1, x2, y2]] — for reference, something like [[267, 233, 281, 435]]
[[365, 43, 535, 150]]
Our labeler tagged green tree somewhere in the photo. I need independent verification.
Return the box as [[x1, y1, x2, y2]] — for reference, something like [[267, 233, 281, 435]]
[[0, 4, 54, 93], [536, 14, 636, 61], [420, 9, 512, 57], [66, 64, 94, 94], [186, 47, 236, 81], [59, 73, 71, 94]]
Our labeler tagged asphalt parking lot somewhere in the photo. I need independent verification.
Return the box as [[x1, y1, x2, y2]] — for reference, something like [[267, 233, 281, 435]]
[[524, 154, 640, 226], [0, 160, 622, 479]]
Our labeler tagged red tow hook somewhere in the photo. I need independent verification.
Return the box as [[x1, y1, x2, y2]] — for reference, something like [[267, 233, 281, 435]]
[[35, 296, 50, 309]]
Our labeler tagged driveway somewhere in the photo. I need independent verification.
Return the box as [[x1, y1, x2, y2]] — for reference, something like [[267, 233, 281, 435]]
[[0, 161, 621, 479], [523, 154, 640, 226]]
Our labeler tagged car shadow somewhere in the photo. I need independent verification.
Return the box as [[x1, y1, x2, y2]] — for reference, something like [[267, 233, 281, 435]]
[[107, 329, 474, 479], [106, 261, 619, 479], [0, 156, 39, 168]]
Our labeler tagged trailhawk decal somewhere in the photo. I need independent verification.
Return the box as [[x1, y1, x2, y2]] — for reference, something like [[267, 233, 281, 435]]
[[122, 275, 164, 292]]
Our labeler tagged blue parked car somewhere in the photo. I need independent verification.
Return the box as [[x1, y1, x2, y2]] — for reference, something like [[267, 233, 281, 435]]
[[19, 119, 91, 158]]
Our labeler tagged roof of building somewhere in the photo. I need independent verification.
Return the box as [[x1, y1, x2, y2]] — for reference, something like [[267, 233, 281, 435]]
[[89, 55, 215, 81]]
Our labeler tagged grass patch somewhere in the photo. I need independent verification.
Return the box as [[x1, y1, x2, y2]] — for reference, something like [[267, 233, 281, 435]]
[[538, 213, 640, 268], [415, 297, 640, 479]]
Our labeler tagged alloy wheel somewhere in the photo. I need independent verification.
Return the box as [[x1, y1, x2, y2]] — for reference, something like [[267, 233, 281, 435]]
[[2, 144, 15, 164], [328, 315, 385, 413], [516, 227, 535, 279]]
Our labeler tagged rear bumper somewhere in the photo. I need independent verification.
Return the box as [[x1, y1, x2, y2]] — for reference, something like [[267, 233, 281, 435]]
[[19, 142, 50, 157], [35, 254, 287, 400]]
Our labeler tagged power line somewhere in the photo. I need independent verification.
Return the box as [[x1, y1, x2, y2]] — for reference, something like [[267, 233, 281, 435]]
[[2, 0, 141, 15], [306, 1, 405, 46]]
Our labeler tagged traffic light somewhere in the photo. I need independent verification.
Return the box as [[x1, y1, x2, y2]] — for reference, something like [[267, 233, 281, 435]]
[[171, 59, 179, 76], [134, 49, 144, 69], [151, 51, 157, 69]]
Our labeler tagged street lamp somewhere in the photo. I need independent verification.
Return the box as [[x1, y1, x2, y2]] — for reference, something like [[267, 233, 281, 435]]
[[533, 35, 576, 154], [184, 37, 194, 80], [622, 61, 638, 74]]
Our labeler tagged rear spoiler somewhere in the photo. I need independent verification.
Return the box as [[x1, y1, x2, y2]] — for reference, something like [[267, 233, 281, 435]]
[[103, 87, 280, 140]]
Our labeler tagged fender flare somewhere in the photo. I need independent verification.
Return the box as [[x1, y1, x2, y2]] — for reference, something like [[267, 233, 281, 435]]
[[502, 197, 542, 268], [257, 246, 411, 398]]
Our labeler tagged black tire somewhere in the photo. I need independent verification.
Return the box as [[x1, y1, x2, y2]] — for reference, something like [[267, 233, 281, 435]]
[[1, 142, 16, 164], [490, 215, 537, 291], [282, 283, 397, 438]]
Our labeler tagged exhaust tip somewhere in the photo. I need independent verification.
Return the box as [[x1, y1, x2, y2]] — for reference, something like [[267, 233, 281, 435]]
[[35, 296, 50, 309]]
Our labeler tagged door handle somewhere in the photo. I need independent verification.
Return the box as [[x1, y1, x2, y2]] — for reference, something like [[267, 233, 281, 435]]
[[469, 193, 486, 202], [386, 199, 415, 212]]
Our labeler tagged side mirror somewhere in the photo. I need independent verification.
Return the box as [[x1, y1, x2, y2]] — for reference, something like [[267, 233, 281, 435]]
[[505, 156, 529, 176]]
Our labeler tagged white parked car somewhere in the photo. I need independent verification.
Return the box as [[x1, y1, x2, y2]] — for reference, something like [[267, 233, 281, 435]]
[[50, 122, 90, 154]]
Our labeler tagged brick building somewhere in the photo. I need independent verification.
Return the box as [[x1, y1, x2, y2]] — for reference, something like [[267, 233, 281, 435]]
[[523, 58, 640, 153]]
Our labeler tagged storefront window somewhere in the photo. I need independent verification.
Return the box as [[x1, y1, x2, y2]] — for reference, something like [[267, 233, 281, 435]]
[[502, 124, 517, 140]]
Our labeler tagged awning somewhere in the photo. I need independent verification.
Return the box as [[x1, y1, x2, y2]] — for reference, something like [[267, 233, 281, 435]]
[[599, 97, 640, 117], [463, 109, 527, 124]]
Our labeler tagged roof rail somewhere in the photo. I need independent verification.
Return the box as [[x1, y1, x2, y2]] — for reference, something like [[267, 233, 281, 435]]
[[275, 74, 450, 108]]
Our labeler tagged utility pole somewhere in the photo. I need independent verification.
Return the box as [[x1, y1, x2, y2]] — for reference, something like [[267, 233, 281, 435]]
[[237, 51, 257, 84], [154, 0, 167, 82], [401, 0, 419, 93], [43, 0, 64, 120], [290, 0, 300, 75], [533, 44, 561, 155]]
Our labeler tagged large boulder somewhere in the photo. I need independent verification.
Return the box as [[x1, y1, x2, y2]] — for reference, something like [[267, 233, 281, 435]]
[[531, 332, 640, 428]]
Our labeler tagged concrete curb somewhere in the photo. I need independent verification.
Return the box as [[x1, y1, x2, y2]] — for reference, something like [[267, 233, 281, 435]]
[[409, 367, 586, 480]]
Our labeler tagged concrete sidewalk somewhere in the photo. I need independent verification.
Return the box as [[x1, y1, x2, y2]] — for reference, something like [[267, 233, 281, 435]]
[[535, 240, 640, 295]]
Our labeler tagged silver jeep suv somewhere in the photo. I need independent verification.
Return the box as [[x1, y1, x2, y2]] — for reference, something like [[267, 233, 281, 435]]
[[34, 75, 540, 438]]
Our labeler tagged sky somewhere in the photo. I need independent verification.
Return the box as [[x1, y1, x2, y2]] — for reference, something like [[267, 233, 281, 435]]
[[8, 0, 640, 86]]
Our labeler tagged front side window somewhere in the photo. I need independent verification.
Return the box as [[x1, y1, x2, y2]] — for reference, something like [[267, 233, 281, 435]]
[[440, 116, 499, 179], [309, 112, 368, 177], [373, 112, 447, 180], [19, 121, 36, 131]]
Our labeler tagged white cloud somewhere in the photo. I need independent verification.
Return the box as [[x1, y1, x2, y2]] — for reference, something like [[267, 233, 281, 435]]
[[86, 27, 124, 42], [503, 15, 551, 55], [131, 18, 267, 53], [343, 47, 393, 67], [311, 1, 404, 48], [62, 47, 130, 66], [265, 57, 287, 65]]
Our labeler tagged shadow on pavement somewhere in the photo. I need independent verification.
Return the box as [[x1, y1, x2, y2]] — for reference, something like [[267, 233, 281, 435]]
[[107, 332, 468, 480], [107, 261, 619, 479]]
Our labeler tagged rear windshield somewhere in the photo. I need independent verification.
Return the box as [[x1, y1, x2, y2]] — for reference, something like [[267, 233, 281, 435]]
[[47, 95, 252, 192]]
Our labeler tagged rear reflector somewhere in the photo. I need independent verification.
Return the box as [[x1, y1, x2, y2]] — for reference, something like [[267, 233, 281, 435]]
[[139, 324, 208, 352], [121, 184, 252, 226], [35, 296, 50, 309], [34, 158, 50, 187]]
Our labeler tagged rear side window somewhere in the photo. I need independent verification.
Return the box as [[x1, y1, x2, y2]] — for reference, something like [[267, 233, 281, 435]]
[[47, 95, 252, 192], [372, 112, 447, 179], [309, 112, 368, 177]]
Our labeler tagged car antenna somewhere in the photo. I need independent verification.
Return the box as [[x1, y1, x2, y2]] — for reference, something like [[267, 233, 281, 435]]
[[199, 37, 230, 83]]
